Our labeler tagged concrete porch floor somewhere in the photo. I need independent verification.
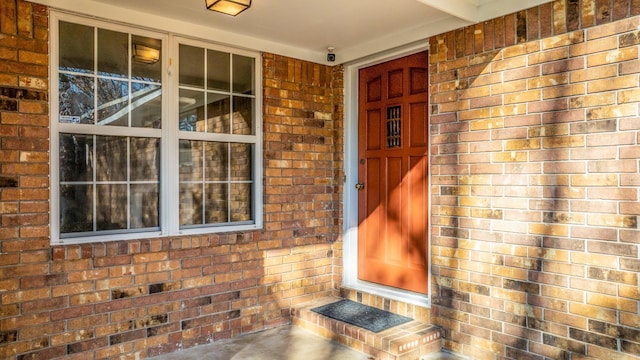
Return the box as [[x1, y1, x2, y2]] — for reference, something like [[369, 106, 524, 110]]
[[150, 325, 463, 360]]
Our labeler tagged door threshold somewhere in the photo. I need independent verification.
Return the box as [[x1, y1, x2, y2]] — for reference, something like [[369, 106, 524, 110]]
[[343, 280, 431, 308]]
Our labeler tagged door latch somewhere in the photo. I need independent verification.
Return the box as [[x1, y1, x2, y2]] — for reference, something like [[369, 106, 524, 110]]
[[355, 183, 365, 190]]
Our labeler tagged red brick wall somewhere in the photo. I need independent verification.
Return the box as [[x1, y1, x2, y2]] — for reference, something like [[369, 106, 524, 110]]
[[0, 1, 344, 358], [430, 1, 640, 359]]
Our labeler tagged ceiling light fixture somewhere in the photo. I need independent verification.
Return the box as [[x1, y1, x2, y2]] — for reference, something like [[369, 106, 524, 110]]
[[205, 0, 252, 16], [132, 44, 160, 64]]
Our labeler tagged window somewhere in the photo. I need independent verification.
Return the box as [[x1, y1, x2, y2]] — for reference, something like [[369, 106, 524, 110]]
[[51, 14, 262, 244]]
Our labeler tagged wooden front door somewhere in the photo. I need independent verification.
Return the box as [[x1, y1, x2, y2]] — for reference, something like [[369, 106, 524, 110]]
[[357, 52, 429, 295]]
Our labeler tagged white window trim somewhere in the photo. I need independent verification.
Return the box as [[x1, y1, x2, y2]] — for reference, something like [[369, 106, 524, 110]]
[[50, 12, 263, 245]]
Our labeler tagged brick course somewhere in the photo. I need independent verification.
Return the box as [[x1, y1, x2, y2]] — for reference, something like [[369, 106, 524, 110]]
[[1, 0, 639, 359], [431, 1, 640, 359], [0, 1, 344, 358]]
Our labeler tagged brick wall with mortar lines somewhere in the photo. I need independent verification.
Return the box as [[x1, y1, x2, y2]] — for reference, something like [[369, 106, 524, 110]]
[[0, 1, 345, 359], [430, 1, 640, 359]]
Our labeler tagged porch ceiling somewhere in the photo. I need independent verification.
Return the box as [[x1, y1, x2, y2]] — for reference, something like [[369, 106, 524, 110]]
[[33, 0, 551, 64]]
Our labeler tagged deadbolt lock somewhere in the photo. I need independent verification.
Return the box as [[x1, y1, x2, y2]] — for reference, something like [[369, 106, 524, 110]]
[[355, 183, 365, 190]]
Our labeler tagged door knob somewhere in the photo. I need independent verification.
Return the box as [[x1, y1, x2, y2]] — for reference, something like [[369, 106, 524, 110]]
[[355, 183, 365, 190]]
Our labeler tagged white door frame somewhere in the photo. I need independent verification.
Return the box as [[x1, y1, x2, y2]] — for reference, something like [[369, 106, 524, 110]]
[[342, 41, 432, 308]]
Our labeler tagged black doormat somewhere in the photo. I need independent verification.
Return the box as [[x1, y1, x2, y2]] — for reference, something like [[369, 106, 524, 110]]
[[311, 299, 412, 333]]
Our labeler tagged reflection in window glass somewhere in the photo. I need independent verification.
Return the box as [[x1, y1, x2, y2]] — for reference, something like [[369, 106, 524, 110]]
[[96, 136, 127, 182], [60, 185, 93, 233], [180, 183, 203, 226], [131, 83, 162, 128], [96, 184, 127, 230], [130, 138, 160, 182], [97, 78, 129, 126], [205, 142, 228, 181], [179, 44, 204, 88], [132, 35, 162, 82], [131, 184, 159, 229], [230, 143, 251, 181], [178, 43, 256, 229], [233, 54, 254, 95], [230, 183, 252, 222], [179, 140, 203, 182], [59, 74, 94, 124], [178, 89, 204, 131], [59, 21, 94, 73], [98, 28, 128, 78], [207, 49, 230, 91], [206, 94, 230, 133], [205, 183, 228, 223], [232, 96, 253, 135], [59, 133, 94, 182], [58, 133, 160, 236]]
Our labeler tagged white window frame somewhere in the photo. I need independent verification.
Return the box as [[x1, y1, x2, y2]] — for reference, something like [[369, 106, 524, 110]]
[[50, 12, 263, 245]]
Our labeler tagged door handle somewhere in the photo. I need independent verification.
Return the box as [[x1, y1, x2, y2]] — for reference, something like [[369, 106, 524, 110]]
[[355, 183, 365, 190]]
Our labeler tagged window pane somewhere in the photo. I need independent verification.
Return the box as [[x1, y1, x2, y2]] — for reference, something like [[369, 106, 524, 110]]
[[60, 184, 93, 233], [96, 136, 127, 182], [132, 35, 162, 82], [230, 183, 252, 222], [178, 89, 204, 131], [131, 184, 159, 228], [96, 184, 127, 230], [59, 133, 94, 182], [59, 21, 94, 73], [179, 44, 204, 88], [180, 183, 203, 226], [179, 140, 203, 181], [232, 54, 254, 95], [205, 142, 228, 181], [59, 74, 94, 124], [98, 28, 128, 78], [131, 82, 162, 128], [206, 93, 230, 133], [205, 183, 228, 223], [131, 137, 159, 182], [97, 78, 129, 126], [207, 49, 230, 92], [232, 96, 253, 135], [230, 143, 251, 181]]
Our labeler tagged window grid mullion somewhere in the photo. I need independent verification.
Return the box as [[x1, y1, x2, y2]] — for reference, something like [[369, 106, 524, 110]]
[[92, 135, 97, 232], [127, 137, 131, 230], [202, 141, 206, 225]]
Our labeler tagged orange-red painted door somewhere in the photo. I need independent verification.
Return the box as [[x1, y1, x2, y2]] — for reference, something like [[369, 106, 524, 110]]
[[357, 52, 429, 294]]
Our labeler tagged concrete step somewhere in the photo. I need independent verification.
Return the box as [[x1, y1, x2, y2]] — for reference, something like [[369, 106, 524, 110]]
[[293, 297, 442, 360]]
